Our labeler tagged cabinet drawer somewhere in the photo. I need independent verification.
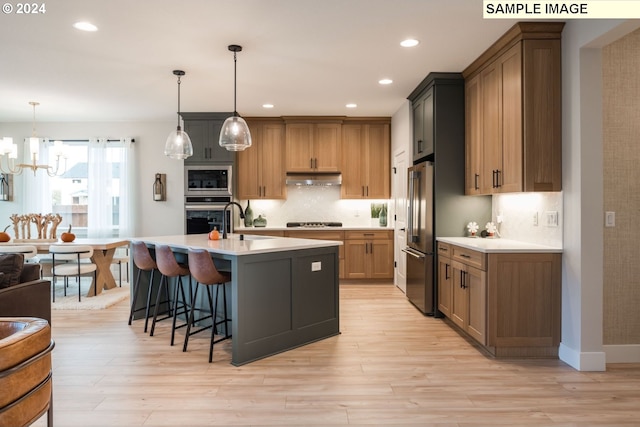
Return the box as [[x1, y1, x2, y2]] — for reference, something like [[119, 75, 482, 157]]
[[344, 230, 393, 240], [284, 230, 344, 241], [437, 242, 451, 257], [451, 245, 486, 271]]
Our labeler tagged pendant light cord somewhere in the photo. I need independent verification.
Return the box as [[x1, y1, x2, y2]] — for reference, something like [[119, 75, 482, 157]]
[[176, 75, 182, 129], [233, 50, 238, 117]]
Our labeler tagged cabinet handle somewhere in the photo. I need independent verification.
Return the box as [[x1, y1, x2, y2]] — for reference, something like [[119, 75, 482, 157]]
[[366, 186, 369, 197], [362, 186, 365, 196], [492, 170, 497, 188], [474, 173, 479, 190], [496, 169, 502, 188], [459, 271, 465, 288], [445, 263, 450, 280], [460, 253, 471, 259], [417, 139, 423, 153], [363, 233, 374, 236]]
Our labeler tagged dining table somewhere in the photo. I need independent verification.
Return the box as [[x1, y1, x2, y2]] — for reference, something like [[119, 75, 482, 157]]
[[18, 238, 130, 297]]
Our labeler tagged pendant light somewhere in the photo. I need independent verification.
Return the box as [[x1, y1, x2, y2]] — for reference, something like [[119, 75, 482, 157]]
[[219, 44, 252, 151], [164, 70, 193, 159]]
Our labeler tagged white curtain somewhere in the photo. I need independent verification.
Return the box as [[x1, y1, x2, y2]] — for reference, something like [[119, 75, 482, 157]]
[[87, 138, 134, 238]]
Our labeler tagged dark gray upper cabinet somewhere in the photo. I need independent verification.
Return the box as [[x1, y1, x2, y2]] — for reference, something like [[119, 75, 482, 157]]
[[181, 112, 235, 164], [408, 73, 463, 165]]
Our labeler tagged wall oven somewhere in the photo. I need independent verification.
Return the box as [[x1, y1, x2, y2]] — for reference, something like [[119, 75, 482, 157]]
[[185, 164, 232, 200], [185, 204, 232, 235]]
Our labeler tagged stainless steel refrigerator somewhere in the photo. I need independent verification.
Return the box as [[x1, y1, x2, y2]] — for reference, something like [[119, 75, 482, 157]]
[[403, 161, 435, 315]]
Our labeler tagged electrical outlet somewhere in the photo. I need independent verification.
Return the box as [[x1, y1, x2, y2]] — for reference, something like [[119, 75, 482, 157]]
[[545, 211, 559, 227], [533, 212, 538, 226], [605, 211, 616, 227], [311, 261, 322, 272]]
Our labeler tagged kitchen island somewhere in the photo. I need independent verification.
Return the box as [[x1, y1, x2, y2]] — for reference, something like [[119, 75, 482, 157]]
[[130, 233, 341, 365]]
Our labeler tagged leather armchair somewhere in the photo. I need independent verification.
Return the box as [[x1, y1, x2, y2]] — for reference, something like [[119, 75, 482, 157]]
[[0, 261, 51, 325], [0, 317, 54, 427]]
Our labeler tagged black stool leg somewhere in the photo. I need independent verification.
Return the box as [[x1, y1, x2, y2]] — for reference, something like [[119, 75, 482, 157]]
[[183, 283, 200, 352], [150, 275, 167, 337], [143, 269, 155, 332], [171, 276, 189, 346], [209, 285, 217, 363]]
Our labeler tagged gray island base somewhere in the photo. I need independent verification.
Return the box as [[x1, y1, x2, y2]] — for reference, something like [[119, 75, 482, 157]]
[[130, 234, 341, 365]]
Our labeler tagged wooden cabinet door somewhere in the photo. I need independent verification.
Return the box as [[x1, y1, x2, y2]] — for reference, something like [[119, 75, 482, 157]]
[[286, 123, 314, 172], [314, 123, 341, 172], [465, 264, 486, 345], [497, 44, 523, 193], [365, 124, 390, 199], [260, 123, 286, 199], [450, 260, 467, 329], [344, 239, 367, 279], [437, 256, 453, 317], [465, 74, 483, 195], [237, 126, 261, 199], [370, 239, 394, 279], [480, 62, 502, 194], [341, 124, 365, 198]]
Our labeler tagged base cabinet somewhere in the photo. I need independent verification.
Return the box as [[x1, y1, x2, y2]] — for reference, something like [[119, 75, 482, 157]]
[[344, 230, 393, 280], [437, 241, 561, 357]]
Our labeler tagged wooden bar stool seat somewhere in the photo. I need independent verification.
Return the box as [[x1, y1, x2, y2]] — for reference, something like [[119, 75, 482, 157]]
[[185, 249, 232, 362], [150, 245, 191, 346]]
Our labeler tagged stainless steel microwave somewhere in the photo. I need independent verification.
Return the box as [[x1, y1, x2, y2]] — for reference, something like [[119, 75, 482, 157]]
[[184, 164, 232, 198]]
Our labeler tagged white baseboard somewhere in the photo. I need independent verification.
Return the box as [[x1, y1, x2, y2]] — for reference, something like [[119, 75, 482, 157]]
[[603, 344, 640, 363], [559, 343, 607, 371]]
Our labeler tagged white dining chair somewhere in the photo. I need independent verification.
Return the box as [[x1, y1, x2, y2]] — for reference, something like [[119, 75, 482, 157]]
[[111, 246, 129, 287], [49, 244, 97, 303], [0, 245, 39, 262]]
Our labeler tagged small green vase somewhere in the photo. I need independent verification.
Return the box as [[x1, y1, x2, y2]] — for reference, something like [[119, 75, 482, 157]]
[[379, 205, 387, 227], [244, 200, 254, 227]]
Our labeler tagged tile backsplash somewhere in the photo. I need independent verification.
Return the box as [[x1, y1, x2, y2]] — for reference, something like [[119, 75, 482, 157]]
[[492, 192, 563, 247], [238, 186, 390, 228]]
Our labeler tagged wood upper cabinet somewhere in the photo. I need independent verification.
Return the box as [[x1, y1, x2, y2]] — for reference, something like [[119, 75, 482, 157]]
[[181, 112, 235, 164], [238, 119, 286, 199], [463, 22, 563, 195], [285, 120, 341, 172], [340, 121, 391, 199]]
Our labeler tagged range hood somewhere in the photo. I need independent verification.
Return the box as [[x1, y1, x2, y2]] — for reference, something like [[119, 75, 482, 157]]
[[285, 173, 342, 186]]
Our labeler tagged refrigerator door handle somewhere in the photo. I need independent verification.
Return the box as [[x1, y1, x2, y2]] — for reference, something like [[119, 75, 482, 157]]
[[407, 170, 414, 243], [402, 248, 426, 259]]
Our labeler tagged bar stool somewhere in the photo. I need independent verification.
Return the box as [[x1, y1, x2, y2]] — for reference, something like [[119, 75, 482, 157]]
[[128, 242, 164, 332], [150, 245, 191, 346], [185, 249, 232, 362]]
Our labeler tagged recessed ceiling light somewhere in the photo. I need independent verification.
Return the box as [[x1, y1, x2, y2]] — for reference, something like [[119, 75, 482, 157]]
[[400, 39, 420, 48], [73, 21, 98, 32], [346, 103, 357, 108], [262, 103, 274, 109], [378, 78, 393, 85]]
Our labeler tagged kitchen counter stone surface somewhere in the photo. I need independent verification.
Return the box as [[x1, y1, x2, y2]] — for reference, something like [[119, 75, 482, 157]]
[[235, 226, 394, 231], [133, 233, 341, 256], [437, 237, 562, 253]]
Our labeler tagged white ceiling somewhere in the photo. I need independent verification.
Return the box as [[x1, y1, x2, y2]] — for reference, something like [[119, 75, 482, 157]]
[[0, 0, 518, 122]]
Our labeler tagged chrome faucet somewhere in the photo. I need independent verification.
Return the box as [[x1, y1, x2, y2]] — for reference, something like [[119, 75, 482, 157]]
[[222, 202, 245, 239]]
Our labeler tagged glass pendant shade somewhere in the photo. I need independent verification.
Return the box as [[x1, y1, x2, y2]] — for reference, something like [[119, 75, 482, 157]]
[[164, 126, 193, 159], [219, 44, 252, 151], [219, 115, 252, 151], [164, 69, 193, 159]]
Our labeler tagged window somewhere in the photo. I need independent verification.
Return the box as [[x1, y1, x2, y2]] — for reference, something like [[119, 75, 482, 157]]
[[22, 138, 134, 238]]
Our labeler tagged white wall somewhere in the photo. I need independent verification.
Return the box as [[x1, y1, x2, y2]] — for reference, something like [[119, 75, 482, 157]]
[[0, 120, 185, 238], [560, 19, 640, 370]]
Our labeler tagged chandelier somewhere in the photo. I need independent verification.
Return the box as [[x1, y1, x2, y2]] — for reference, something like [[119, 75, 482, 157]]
[[0, 102, 68, 177]]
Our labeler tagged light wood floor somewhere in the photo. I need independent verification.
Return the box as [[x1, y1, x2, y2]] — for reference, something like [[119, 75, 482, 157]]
[[33, 284, 640, 426]]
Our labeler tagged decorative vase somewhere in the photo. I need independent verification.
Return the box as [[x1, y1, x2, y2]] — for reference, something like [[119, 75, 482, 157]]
[[244, 200, 254, 227], [379, 205, 387, 227], [253, 215, 267, 227]]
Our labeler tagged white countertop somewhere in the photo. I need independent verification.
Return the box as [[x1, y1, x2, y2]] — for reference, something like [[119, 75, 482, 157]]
[[132, 233, 342, 256], [437, 237, 563, 253], [235, 226, 393, 232]]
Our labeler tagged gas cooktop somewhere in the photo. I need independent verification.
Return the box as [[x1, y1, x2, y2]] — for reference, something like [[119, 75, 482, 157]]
[[286, 222, 343, 228]]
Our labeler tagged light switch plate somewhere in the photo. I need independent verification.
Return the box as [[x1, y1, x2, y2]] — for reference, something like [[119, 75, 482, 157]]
[[311, 261, 322, 272], [605, 211, 616, 227], [545, 211, 559, 227]]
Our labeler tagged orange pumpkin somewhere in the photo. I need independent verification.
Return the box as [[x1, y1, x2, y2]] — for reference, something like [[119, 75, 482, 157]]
[[208, 228, 220, 241], [61, 225, 76, 242], [0, 225, 10, 242]]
